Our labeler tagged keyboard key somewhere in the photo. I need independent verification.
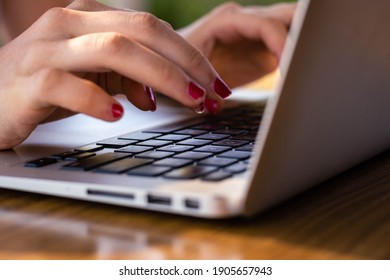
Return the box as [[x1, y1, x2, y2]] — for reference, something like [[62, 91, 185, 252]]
[[173, 151, 213, 161], [224, 162, 248, 174], [246, 113, 262, 119], [155, 134, 191, 142], [213, 120, 241, 127], [157, 144, 194, 153], [202, 171, 233, 182], [25, 158, 58, 168], [74, 144, 104, 153], [65, 152, 96, 161], [214, 128, 247, 136], [153, 158, 193, 168], [174, 129, 208, 136], [51, 150, 83, 160], [137, 140, 173, 148], [191, 123, 222, 130], [212, 139, 249, 148], [236, 144, 254, 152], [218, 151, 251, 160], [135, 151, 175, 160], [119, 132, 161, 141], [115, 145, 153, 154], [164, 165, 218, 179], [97, 138, 137, 149], [128, 166, 172, 177], [142, 121, 200, 134], [229, 123, 258, 129], [176, 139, 212, 147], [231, 134, 257, 142], [198, 157, 238, 167], [45, 104, 264, 178], [193, 145, 231, 154], [95, 158, 152, 174], [195, 133, 230, 141], [63, 153, 128, 171]]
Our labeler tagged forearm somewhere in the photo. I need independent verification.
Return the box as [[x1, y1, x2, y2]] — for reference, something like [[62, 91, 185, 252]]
[[0, 0, 73, 40]]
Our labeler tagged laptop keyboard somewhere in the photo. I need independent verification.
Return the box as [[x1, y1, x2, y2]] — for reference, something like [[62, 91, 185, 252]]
[[24, 104, 263, 181]]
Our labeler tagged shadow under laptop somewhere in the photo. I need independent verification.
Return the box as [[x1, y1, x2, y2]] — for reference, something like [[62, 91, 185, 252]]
[[0, 150, 388, 260]]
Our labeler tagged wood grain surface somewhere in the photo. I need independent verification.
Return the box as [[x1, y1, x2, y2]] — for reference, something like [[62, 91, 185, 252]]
[[0, 150, 389, 260]]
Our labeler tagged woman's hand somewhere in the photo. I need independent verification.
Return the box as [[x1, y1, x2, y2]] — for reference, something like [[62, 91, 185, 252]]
[[0, 0, 231, 150], [180, 2, 296, 113]]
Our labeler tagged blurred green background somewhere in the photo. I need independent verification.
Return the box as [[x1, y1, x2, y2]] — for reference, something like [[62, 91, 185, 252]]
[[100, 0, 296, 29], [148, 0, 296, 29]]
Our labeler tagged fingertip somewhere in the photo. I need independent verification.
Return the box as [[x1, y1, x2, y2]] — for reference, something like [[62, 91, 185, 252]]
[[188, 81, 206, 100], [111, 102, 124, 119], [213, 78, 232, 99], [204, 98, 219, 115], [145, 86, 157, 112]]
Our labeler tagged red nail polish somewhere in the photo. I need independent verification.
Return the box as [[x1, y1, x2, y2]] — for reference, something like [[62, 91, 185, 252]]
[[146, 86, 157, 112], [204, 98, 219, 114], [112, 103, 124, 118], [214, 78, 231, 99], [188, 82, 205, 100]]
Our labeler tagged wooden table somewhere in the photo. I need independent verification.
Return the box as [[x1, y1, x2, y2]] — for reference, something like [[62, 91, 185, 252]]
[[0, 148, 388, 260]]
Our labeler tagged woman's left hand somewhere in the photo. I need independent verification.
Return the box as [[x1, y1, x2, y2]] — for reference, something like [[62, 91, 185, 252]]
[[180, 2, 296, 113]]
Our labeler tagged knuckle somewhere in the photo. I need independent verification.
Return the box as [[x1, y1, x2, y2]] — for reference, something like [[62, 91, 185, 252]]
[[130, 12, 162, 32], [214, 2, 241, 15], [38, 7, 72, 29], [93, 32, 129, 55], [70, 0, 96, 10], [267, 17, 285, 31]]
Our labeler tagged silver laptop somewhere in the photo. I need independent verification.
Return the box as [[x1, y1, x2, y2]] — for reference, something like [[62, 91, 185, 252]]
[[1, 0, 389, 218]]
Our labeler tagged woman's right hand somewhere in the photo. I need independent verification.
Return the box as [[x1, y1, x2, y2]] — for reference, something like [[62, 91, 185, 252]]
[[0, 0, 230, 150]]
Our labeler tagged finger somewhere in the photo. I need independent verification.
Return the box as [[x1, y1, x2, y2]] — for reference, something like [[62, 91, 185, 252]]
[[67, 0, 127, 12], [104, 71, 124, 96], [93, 71, 156, 112], [204, 97, 224, 115], [202, 3, 289, 60], [49, 32, 206, 108], [246, 3, 297, 26], [225, 13, 288, 59], [44, 8, 230, 100], [68, 0, 173, 28], [29, 68, 124, 122], [122, 78, 157, 112]]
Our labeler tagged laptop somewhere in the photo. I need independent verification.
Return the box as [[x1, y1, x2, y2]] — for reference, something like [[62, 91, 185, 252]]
[[0, 0, 389, 218]]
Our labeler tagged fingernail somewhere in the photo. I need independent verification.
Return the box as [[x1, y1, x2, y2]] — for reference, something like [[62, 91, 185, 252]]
[[146, 86, 157, 112], [188, 81, 205, 100], [214, 78, 231, 99], [204, 98, 219, 114], [194, 102, 205, 114], [112, 103, 124, 119]]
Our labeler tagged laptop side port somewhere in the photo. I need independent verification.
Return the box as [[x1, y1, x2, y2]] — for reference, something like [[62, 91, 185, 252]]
[[87, 190, 134, 200], [184, 199, 200, 209], [147, 194, 171, 206]]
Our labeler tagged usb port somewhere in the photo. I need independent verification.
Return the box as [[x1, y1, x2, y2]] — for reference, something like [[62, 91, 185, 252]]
[[147, 194, 171, 206], [184, 199, 200, 209]]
